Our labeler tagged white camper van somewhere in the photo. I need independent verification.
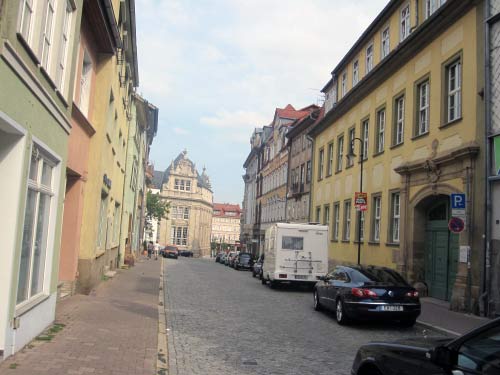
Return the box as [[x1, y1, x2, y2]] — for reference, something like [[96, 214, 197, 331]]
[[261, 223, 328, 288]]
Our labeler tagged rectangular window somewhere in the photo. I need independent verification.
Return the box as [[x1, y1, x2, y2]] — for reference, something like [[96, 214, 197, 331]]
[[372, 196, 382, 242], [300, 164, 305, 190], [336, 135, 344, 172], [306, 161, 311, 183], [376, 108, 385, 153], [400, 4, 411, 42], [186, 180, 191, 191], [391, 192, 401, 243], [347, 128, 355, 167], [327, 143, 334, 176], [426, 0, 446, 19], [97, 191, 108, 249], [394, 95, 405, 145], [353, 60, 359, 86], [333, 202, 340, 241], [381, 26, 390, 58], [343, 200, 351, 241], [417, 80, 430, 135], [362, 119, 369, 160], [113, 203, 120, 244], [315, 206, 321, 223], [324, 205, 330, 226], [17, 146, 57, 305], [318, 148, 324, 180], [172, 226, 188, 246], [55, 1, 73, 91], [180, 180, 185, 190], [19, 0, 34, 43], [446, 60, 461, 123], [366, 44, 374, 73], [183, 207, 189, 220], [40, 0, 56, 70], [282, 236, 304, 250], [341, 72, 347, 97]]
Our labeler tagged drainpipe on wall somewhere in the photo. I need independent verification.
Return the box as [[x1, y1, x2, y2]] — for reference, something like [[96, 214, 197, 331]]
[[483, 0, 492, 317], [306, 135, 315, 223]]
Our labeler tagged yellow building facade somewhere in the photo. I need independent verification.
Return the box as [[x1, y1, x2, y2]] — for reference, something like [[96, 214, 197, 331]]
[[77, 0, 139, 292], [310, 0, 485, 311]]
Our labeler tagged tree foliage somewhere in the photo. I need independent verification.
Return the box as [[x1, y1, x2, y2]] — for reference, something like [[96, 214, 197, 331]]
[[146, 191, 169, 222]]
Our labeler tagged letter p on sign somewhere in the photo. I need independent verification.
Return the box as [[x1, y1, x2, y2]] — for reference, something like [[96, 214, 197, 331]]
[[451, 193, 466, 210]]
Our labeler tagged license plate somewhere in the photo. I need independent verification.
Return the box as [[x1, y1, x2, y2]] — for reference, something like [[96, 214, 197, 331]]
[[294, 275, 308, 280], [380, 305, 403, 311]]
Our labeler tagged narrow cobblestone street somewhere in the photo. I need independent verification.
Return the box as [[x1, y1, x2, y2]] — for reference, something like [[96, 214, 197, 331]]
[[164, 258, 448, 375]]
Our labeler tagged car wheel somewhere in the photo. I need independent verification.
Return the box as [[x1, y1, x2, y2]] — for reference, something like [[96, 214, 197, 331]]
[[269, 280, 278, 289], [313, 290, 322, 311], [261, 277, 266, 285], [335, 299, 349, 325], [252, 271, 256, 278], [235, 265, 239, 270]]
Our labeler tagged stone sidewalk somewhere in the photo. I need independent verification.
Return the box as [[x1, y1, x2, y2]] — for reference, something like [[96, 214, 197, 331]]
[[0, 258, 160, 375]]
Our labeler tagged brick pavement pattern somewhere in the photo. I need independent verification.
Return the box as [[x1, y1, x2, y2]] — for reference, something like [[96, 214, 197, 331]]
[[164, 258, 448, 375], [0, 258, 160, 375]]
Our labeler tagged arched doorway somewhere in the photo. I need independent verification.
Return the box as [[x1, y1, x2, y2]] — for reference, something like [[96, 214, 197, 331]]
[[424, 196, 459, 301]]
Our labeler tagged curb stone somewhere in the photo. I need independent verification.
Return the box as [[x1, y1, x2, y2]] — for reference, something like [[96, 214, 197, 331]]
[[415, 320, 460, 337], [157, 257, 169, 374]]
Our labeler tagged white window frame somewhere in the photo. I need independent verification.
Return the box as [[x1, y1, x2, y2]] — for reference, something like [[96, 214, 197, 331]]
[[327, 143, 334, 176], [343, 200, 351, 241], [426, 0, 447, 19], [336, 135, 344, 172], [447, 60, 461, 123], [333, 203, 340, 241], [318, 148, 324, 180], [40, 0, 56, 71], [324, 205, 330, 226], [373, 196, 381, 242], [391, 192, 401, 243], [395, 96, 405, 145], [353, 60, 359, 86], [376, 109, 385, 153], [341, 72, 347, 97], [17, 144, 60, 306], [418, 80, 430, 135], [19, 0, 35, 43], [347, 128, 355, 167], [55, 0, 73, 91], [381, 26, 390, 58], [362, 119, 369, 160], [366, 43, 374, 73], [400, 4, 411, 42]]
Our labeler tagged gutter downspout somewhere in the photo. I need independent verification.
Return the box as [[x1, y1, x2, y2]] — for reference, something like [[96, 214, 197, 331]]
[[483, 0, 492, 317]]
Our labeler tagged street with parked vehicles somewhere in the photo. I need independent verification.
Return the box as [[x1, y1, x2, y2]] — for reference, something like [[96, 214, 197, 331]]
[[161, 256, 496, 374]]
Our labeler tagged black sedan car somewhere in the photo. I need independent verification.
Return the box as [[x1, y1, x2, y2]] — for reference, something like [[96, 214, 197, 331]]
[[252, 254, 264, 278], [351, 317, 500, 375], [234, 253, 253, 271], [313, 265, 420, 326]]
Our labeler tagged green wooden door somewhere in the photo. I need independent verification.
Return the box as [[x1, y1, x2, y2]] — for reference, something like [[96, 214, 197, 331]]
[[424, 201, 459, 301]]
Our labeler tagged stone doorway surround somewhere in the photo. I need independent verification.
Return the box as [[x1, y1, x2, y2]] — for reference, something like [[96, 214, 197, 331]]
[[394, 141, 479, 311]]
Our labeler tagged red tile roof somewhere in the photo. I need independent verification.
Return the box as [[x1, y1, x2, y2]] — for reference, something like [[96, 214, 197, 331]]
[[275, 104, 318, 123], [213, 203, 242, 218]]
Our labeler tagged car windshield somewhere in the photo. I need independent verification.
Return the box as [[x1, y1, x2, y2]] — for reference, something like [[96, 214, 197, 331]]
[[352, 267, 408, 286], [457, 326, 500, 373], [166, 246, 177, 251]]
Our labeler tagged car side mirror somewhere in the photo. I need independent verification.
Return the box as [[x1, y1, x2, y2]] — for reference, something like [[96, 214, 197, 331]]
[[426, 346, 456, 368]]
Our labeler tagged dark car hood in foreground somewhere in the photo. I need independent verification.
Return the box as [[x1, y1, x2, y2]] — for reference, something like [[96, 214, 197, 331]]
[[365, 336, 453, 351]]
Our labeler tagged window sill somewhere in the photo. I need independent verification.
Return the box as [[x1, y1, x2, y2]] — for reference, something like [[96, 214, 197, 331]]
[[95, 250, 106, 258], [368, 241, 380, 246], [439, 117, 462, 129], [56, 90, 69, 109], [346, 164, 354, 170], [341, 239, 350, 243], [358, 158, 368, 164], [40, 66, 57, 90], [16, 33, 40, 65], [385, 242, 400, 247], [390, 142, 404, 150], [372, 150, 384, 158], [15, 294, 50, 317], [335, 169, 343, 175], [353, 240, 365, 244], [411, 131, 429, 141], [331, 239, 339, 243]]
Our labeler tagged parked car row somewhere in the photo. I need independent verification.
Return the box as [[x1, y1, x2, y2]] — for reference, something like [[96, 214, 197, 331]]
[[215, 251, 254, 270], [215, 252, 500, 374]]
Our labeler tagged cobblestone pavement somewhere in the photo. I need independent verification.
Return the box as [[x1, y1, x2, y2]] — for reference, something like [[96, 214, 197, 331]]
[[164, 258, 448, 375], [0, 258, 160, 375]]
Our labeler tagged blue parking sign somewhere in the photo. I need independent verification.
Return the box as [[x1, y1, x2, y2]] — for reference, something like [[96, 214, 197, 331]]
[[451, 193, 466, 209]]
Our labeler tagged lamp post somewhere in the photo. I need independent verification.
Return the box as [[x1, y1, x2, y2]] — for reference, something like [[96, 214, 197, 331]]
[[346, 137, 364, 265]]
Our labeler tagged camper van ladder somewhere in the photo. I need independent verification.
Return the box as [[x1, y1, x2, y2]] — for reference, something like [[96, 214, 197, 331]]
[[282, 251, 322, 273]]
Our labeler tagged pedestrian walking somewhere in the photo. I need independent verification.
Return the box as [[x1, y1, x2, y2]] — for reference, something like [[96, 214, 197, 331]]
[[154, 241, 161, 260], [147, 241, 153, 259]]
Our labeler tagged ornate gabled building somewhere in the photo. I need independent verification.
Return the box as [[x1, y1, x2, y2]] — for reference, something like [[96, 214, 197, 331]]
[[154, 151, 213, 257], [211, 203, 242, 252]]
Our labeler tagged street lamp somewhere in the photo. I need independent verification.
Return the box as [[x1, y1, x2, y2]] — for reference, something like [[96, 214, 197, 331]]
[[346, 137, 364, 265]]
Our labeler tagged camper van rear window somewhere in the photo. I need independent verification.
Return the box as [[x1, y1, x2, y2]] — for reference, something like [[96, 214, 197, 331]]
[[282, 236, 304, 250]]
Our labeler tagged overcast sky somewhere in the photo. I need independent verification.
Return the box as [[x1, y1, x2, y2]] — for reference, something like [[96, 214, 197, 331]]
[[135, 0, 388, 204]]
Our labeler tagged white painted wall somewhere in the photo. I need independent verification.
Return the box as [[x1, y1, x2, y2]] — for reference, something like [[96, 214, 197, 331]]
[[0, 113, 27, 357]]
